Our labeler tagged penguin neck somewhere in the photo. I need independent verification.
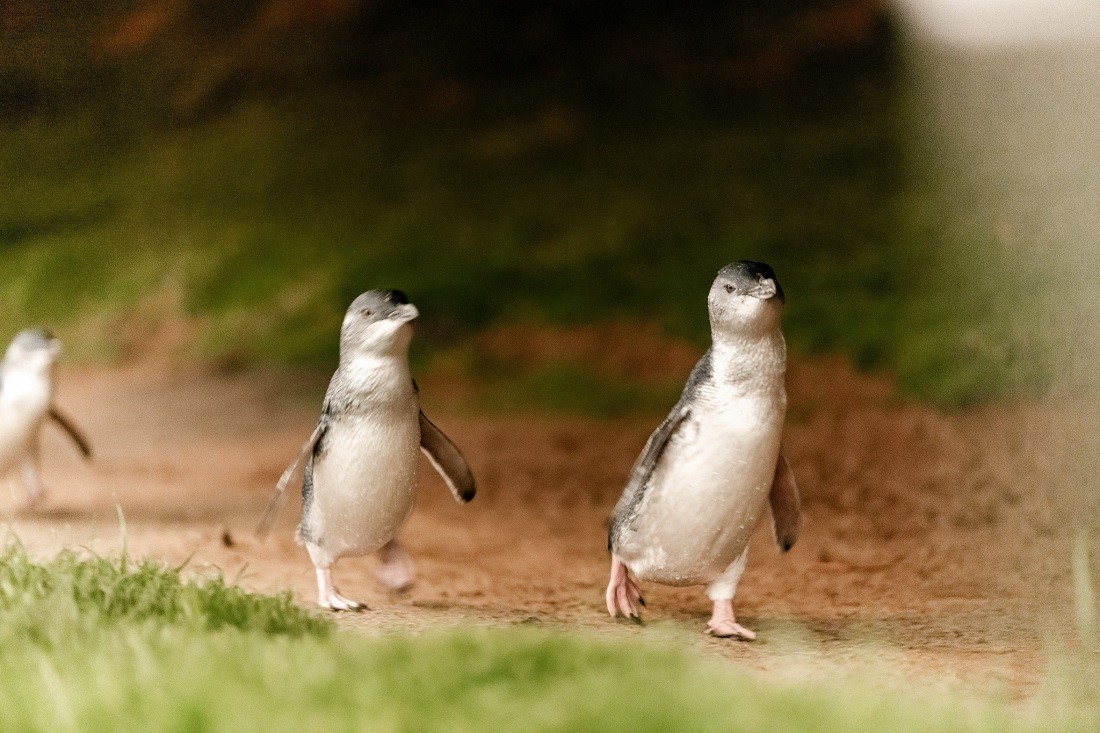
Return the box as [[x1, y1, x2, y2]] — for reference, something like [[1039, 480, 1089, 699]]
[[709, 329, 786, 396], [338, 349, 413, 394]]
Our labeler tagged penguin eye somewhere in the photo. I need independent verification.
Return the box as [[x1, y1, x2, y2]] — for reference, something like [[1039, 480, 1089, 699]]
[[724, 284, 734, 294], [361, 309, 373, 317]]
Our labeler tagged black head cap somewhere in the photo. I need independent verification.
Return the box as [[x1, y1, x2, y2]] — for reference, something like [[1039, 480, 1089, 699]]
[[346, 289, 416, 324], [718, 260, 784, 301], [12, 328, 58, 350]]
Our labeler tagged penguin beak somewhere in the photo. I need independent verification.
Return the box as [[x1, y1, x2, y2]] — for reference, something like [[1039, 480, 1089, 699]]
[[747, 279, 778, 300], [389, 304, 419, 323]]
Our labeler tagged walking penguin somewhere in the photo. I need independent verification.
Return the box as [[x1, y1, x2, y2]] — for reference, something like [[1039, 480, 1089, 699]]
[[606, 261, 801, 639], [0, 329, 92, 508], [260, 290, 476, 610]]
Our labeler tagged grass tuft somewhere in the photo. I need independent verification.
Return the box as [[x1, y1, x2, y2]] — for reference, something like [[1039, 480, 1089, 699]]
[[0, 542, 330, 642]]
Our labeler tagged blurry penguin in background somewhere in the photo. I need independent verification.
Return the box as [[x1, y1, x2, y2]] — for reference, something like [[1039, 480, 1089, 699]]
[[0, 329, 92, 508]]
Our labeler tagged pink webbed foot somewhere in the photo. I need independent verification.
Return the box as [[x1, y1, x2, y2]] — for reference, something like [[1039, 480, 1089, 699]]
[[319, 590, 367, 612], [706, 599, 755, 640], [605, 555, 645, 622], [375, 539, 415, 592], [315, 567, 367, 612]]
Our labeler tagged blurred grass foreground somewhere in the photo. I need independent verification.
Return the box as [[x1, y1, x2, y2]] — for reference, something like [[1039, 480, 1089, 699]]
[[1, 1, 1093, 408], [0, 542, 1098, 732]]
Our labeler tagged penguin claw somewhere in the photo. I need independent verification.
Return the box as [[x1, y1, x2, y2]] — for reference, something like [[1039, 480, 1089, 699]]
[[706, 600, 756, 640], [705, 621, 756, 640], [606, 556, 644, 622], [319, 592, 367, 612], [327, 602, 366, 613], [616, 586, 642, 621]]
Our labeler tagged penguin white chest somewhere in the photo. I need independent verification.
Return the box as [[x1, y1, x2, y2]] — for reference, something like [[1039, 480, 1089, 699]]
[[624, 391, 784, 585], [309, 401, 421, 557], [0, 372, 51, 474]]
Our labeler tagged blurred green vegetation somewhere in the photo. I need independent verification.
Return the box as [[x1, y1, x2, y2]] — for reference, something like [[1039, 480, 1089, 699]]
[[465, 358, 687, 418], [3, 543, 1100, 731], [0, 2, 1071, 409]]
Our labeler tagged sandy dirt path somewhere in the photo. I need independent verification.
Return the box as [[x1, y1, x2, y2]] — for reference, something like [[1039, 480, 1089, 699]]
[[2, 360, 1083, 693]]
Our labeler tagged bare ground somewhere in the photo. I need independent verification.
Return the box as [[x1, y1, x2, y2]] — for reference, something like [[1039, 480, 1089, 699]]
[[2, 358, 1088, 694]]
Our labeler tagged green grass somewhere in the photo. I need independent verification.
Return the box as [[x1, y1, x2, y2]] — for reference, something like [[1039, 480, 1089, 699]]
[[0, 543, 330, 641], [1, 542, 1098, 732]]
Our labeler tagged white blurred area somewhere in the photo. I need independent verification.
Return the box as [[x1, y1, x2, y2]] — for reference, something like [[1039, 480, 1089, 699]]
[[894, 0, 1100, 46], [893, 0, 1099, 538], [892, 0, 1100, 386]]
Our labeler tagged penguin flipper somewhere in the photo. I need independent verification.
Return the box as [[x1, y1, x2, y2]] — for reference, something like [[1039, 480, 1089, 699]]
[[419, 410, 476, 503], [626, 403, 690, 493], [48, 405, 92, 459], [608, 403, 691, 550], [616, 347, 709, 511], [768, 452, 801, 552], [257, 420, 327, 536]]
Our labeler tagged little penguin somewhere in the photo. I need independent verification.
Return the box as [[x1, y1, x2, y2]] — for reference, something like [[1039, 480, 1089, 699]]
[[0, 329, 92, 508], [259, 290, 476, 611], [606, 261, 801, 639]]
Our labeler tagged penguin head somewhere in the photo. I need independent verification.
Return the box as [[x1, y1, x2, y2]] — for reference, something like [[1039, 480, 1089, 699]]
[[708, 261, 785, 338], [340, 290, 419, 358], [3, 328, 62, 375]]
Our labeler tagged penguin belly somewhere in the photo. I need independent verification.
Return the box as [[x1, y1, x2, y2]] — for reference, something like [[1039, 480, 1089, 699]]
[[618, 395, 784, 586], [306, 406, 421, 560], [0, 416, 33, 475], [0, 375, 50, 475]]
